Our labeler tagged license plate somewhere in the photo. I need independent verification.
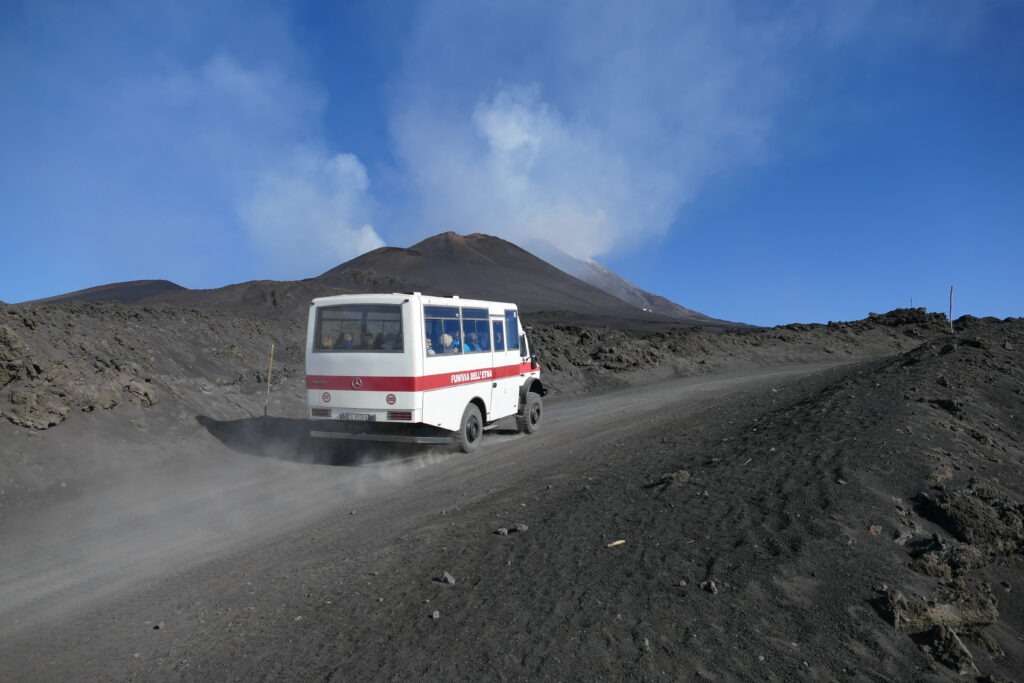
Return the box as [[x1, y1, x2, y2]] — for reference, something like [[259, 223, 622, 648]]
[[338, 413, 374, 422]]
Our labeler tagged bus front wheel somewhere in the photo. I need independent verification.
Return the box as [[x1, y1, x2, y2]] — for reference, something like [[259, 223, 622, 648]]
[[518, 392, 542, 434]]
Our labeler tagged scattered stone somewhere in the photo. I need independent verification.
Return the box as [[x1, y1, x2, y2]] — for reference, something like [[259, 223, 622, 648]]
[[606, 539, 626, 548], [868, 525, 883, 536], [125, 380, 158, 406], [647, 469, 691, 489], [917, 484, 1024, 555], [513, 522, 529, 533], [922, 625, 979, 675], [927, 463, 954, 488], [911, 538, 987, 579], [882, 580, 998, 633], [436, 571, 456, 586], [494, 527, 509, 536], [430, 610, 440, 620], [891, 529, 914, 546], [929, 398, 962, 415], [700, 580, 719, 595]]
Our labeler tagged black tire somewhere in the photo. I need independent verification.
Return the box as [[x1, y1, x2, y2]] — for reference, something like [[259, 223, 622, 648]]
[[518, 391, 542, 434], [458, 402, 483, 453]]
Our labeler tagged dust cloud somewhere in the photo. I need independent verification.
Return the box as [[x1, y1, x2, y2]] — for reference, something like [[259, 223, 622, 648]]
[[0, 422, 476, 636]]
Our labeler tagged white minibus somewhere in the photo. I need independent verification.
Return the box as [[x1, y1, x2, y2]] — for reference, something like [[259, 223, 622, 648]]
[[306, 293, 544, 452]]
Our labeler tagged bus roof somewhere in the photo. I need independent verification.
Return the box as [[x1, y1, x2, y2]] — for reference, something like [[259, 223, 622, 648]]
[[311, 292, 518, 311]]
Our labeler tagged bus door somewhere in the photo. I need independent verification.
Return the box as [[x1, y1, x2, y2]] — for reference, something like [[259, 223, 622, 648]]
[[491, 315, 518, 417], [459, 307, 496, 411]]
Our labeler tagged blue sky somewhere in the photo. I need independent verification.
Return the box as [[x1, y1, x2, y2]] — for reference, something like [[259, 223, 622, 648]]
[[1, 1, 1021, 325]]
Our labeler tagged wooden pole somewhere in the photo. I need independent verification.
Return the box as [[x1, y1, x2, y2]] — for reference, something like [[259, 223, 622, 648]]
[[948, 286, 954, 334], [264, 342, 275, 417]]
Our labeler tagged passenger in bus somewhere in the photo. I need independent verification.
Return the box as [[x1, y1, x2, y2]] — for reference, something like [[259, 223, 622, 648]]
[[426, 337, 436, 355], [440, 333, 458, 354], [466, 332, 480, 352], [334, 333, 354, 350]]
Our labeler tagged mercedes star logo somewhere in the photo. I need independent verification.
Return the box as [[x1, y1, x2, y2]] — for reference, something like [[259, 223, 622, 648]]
[[351, 377, 363, 389]]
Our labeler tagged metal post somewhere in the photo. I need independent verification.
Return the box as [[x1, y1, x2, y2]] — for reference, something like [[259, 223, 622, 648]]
[[948, 286, 954, 334], [264, 342, 275, 417]]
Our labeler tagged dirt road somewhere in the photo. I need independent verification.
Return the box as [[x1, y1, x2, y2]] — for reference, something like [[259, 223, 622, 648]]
[[0, 363, 850, 680]]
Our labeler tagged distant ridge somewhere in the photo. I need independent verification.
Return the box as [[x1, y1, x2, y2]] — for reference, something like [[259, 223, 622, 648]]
[[25, 280, 186, 305], [22, 233, 734, 327]]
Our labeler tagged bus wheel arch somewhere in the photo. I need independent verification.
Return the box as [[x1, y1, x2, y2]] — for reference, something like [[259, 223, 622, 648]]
[[520, 378, 545, 404]]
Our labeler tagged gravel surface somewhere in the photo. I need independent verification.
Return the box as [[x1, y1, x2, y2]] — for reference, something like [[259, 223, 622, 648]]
[[1, 301, 1019, 680]]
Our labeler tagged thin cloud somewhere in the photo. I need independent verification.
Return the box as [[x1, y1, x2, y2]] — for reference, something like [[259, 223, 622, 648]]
[[241, 148, 384, 275], [388, 1, 996, 260], [148, 53, 384, 277], [390, 2, 787, 259]]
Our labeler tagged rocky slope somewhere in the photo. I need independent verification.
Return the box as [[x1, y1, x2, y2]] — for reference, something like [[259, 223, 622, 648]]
[[0, 304, 947, 434], [529, 240, 713, 321], [0, 301, 954, 509], [229, 315, 1022, 681]]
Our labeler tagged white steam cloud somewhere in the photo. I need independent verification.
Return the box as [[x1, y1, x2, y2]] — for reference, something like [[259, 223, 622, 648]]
[[152, 53, 383, 276], [390, 2, 789, 259], [390, 1, 989, 260], [241, 149, 384, 275]]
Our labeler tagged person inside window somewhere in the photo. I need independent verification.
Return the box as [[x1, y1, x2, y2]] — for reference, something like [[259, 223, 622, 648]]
[[334, 333, 354, 350], [466, 332, 479, 352], [440, 333, 456, 354]]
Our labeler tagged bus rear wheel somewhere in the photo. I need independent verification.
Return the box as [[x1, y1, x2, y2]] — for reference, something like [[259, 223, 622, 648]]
[[518, 392, 542, 434], [458, 403, 483, 453]]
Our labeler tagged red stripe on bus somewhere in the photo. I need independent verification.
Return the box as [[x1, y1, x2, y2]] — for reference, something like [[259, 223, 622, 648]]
[[306, 362, 536, 392]]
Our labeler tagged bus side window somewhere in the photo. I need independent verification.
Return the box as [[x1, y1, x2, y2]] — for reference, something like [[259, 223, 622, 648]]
[[504, 310, 519, 351], [424, 306, 462, 355], [492, 320, 505, 352], [442, 319, 462, 353], [424, 318, 442, 355], [463, 318, 490, 352]]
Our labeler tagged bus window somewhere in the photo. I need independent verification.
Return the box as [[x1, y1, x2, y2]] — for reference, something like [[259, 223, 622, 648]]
[[461, 308, 491, 353], [504, 310, 519, 350], [492, 320, 505, 352], [424, 306, 462, 355]]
